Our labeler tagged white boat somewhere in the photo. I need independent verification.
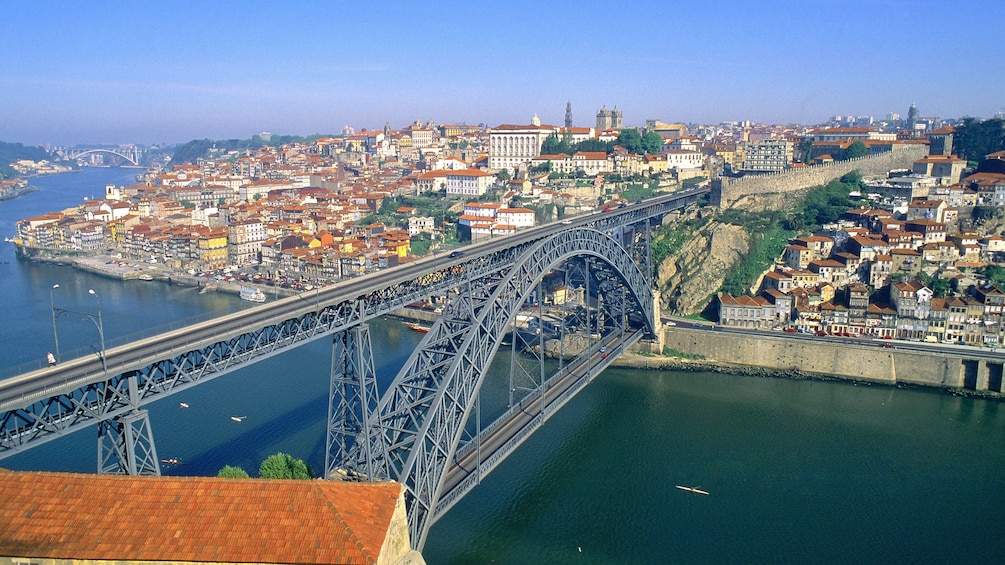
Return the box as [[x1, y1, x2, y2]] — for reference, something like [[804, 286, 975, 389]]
[[675, 485, 709, 495], [231, 416, 246, 422], [240, 287, 266, 303], [179, 402, 189, 409]]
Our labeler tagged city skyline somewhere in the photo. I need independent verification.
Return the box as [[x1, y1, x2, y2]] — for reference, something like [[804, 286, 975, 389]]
[[2, 0, 1002, 146]]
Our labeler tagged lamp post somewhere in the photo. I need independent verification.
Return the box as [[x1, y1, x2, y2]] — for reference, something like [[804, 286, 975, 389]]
[[88, 289, 107, 372], [50, 286, 106, 372], [50, 284, 61, 363]]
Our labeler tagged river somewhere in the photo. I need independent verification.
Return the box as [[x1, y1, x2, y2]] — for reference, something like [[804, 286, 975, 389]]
[[2, 168, 1004, 563]]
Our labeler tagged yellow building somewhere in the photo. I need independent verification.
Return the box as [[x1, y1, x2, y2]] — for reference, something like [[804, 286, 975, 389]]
[[197, 227, 229, 268]]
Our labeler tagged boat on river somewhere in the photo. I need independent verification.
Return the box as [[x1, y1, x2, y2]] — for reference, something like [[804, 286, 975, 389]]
[[675, 485, 709, 495], [404, 321, 430, 333], [240, 287, 266, 303]]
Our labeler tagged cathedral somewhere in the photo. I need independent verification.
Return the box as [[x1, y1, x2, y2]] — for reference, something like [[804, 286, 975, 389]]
[[595, 105, 623, 130]]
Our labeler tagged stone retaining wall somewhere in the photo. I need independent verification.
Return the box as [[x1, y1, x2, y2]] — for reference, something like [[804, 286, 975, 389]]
[[636, 327, 1005, 397]]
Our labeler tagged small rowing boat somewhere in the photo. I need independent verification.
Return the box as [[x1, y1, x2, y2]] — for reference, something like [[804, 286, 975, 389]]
[[675, 485, 709, 495], [404, 321, 431, 333]]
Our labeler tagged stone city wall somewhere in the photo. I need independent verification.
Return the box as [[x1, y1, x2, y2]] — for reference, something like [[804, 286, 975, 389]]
[[712, 144, 930, 209]]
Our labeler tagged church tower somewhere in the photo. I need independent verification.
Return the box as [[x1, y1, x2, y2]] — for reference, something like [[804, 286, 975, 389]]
[[596, 106, 612, 130], [565, 101, 573, 128]]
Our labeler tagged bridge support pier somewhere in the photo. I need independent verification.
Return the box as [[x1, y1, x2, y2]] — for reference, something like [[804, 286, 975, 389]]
[[325, 323, 383, 481], [97, 409, 160, 475]]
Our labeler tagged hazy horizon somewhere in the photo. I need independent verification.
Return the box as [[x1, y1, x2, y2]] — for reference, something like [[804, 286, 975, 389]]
[[2, 1, 1002, 146]]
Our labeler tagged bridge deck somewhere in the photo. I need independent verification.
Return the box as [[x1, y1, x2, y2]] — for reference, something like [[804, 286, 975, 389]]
[[433, 329, 644, 522]]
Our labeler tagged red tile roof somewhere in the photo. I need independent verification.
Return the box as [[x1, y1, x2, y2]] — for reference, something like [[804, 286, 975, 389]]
[[0, 470, 404, 564]]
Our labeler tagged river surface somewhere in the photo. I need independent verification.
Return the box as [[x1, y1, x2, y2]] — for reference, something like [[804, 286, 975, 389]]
[[2, 169, 1004, 564]]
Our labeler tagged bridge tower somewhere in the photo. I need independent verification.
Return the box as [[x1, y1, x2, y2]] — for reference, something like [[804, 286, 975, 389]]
[[97, 374, 160, 475]]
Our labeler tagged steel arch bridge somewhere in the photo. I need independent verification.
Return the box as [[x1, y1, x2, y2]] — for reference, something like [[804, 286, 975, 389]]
[[65, 148, 140, 166], [331, 226, 655, 548], [0, 187, 707, 551]]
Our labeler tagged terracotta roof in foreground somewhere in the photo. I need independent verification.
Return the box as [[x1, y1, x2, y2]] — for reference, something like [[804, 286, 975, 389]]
[[0, 470, 403, 564]]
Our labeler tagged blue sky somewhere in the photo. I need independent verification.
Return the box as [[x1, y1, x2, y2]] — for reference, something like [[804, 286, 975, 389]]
[[2, 1, 1002, 146]]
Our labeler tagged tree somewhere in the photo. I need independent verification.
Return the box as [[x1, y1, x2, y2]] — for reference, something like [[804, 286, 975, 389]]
[[217, 465, 250, 478], [641, 131, 663, 154], [540, 132, 562, 155], [799, 138, 814, 164], [617, 129, 644, 154], [843, 141, 868, 160], [954, 118, 1005, 163], [577, 138, 614, 153], [259, 452, 313, 479], [496, 168, 511, 181], [529, 161, 551, 174]]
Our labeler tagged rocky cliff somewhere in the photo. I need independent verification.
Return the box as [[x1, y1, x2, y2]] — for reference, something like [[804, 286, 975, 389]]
[[655, 213, 749, 315]]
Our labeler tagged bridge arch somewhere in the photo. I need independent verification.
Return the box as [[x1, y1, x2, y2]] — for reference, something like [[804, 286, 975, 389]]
[[68, 149, 139, 167], [354, 227, 654, 548]]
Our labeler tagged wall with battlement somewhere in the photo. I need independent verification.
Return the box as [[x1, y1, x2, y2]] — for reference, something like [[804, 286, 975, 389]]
[[712, 144, 930, 209]]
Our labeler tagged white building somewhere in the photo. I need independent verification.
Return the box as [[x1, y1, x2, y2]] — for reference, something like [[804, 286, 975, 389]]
[[530, 151, 611, 176], [496, 207, 535, 228], [664, 150, 704, 171], [488, 115, 558, 171], [445, 169, 495, 196], [463, 202, 502, 219], [407, 216, 435, 236], [742, 139, 794, 173]]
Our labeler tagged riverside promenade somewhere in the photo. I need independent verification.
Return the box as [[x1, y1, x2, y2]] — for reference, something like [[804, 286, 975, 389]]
[[51, 255, 299, 299]]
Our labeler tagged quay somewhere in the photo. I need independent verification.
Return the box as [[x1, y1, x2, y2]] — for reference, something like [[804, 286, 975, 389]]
[[30, 254, 300, 299]]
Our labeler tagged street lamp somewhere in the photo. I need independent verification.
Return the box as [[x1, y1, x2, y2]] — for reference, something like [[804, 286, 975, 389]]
[[50, 284, 61, 363], [49, 286, 106, 372], [88, 289, 107, 371]]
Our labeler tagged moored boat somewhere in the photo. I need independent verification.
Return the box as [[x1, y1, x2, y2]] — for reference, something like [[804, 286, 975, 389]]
[[240, 287, 266, 303]]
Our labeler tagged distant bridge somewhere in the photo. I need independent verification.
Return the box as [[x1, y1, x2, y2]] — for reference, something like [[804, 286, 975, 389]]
[[0, 187, 708, 550], [61, 147, 144, 167]]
